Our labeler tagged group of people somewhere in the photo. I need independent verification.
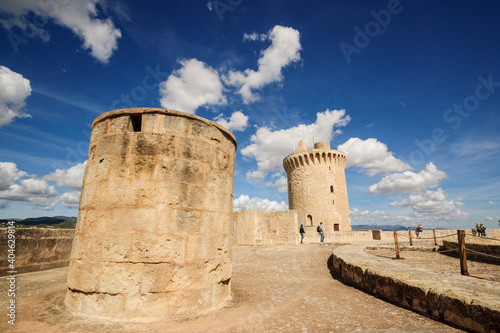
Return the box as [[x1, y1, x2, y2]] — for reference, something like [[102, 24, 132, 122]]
[[299, 222, 325, 243], [476, 223, 487, 237]]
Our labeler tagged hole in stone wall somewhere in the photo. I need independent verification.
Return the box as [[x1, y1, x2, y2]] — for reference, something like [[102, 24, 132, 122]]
[[334, 224, 339, 231], [330, 185, 334, 193], [130, 114, 142, 132]]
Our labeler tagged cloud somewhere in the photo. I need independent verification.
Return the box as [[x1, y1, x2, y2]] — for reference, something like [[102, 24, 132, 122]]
[[43, 161, 87, 189], [159, 58, 226, 114], [0, 66, 32, 127], [0, 0, 121, 63], [368, 163, 447, 195], [213, 111, 248, 132], [265, 175, 288, 193], [233, 194, 288, 211], [389, 188, 467, 220], [338, 138, 410, 176], [0, 178, 58, 202], [243, 32, 266, 41], [225, 25, 301, 103], [0, 199, 8, 209], [58, 191, 81, 208], [489, 201, 496, 205], [241, 109, 350, 182], [0, 161, 87, 210], [0, 162, 27, 190], [350, 207, 413, 225]]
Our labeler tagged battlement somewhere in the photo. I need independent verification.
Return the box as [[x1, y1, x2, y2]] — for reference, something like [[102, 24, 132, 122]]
[[283, 147, 347, 174]]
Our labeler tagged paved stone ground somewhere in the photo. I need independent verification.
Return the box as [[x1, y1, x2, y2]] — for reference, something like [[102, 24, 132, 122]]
[[367, 247, 500, 282], [1, 245, 464, 332]]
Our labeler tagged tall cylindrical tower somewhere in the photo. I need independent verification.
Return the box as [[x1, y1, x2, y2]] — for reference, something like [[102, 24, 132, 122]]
[[283, 140, 350, 231], [65, 108, 236, 319]]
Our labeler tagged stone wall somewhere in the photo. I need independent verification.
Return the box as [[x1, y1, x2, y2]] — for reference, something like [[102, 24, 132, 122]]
[[233, 210, 299, 245], [0, 228, 74, 276], [331, 242, 500, 333], [65, 108, 236, 320]]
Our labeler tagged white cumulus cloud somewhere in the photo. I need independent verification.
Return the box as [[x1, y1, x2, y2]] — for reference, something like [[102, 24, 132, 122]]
[[58, 191, 81, 208], [0, 162, 27, 190], [389, 188, 467, 220], [368, 163, 447, 195], [0, 0, 121, 63], [338, 137, 410, 176], [44, 161, 87, 189], [0, 66, 32, 127], [233, 194, 288, 211], [350, 207, 412, 225], [242, 109, 350, 182], [160, 58, 226, 114], [225, 25, 301, 103], [214, 111, 248, 132]]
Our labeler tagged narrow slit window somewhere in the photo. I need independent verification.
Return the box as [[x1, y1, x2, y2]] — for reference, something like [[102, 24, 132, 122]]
[[130, 114, 142, 132], [330, 185, 334, 193]]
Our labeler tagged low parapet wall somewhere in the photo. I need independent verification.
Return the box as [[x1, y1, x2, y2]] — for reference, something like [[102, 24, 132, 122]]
[[331, 242, 500, 333], [233, 210, 299, 245], [0, 227, 74, 276]]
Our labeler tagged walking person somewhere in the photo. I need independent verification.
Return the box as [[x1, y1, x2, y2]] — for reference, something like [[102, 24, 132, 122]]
[[476, 223, 482, 237], [299, 224, 306, 244], [416, 224, 423, 239], [480, 224, 487, 237], [317, 222, 325, 243]]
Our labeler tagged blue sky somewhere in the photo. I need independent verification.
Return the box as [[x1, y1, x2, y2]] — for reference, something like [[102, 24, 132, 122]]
[[0, 0, 499, 229]]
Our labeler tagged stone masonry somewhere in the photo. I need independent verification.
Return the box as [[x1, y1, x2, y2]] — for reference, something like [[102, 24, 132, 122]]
[[283, 140, 351, 232], [65, 108, 236, 319]]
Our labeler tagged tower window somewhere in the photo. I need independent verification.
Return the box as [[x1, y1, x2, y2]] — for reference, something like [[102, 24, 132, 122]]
[[330, 185, 334, 193], [307, 215, 313, 226], [332, 200, 335, 205], [130, 114, 142, 132]]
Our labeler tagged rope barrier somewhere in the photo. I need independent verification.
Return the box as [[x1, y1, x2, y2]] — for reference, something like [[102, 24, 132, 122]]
[[479, 236, 500, 242], [434, 233, 457, 239], [464, 248, 500, 260]]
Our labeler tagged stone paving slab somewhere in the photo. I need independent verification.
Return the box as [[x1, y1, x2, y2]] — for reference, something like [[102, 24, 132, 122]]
[[1, 245, 464, 332]]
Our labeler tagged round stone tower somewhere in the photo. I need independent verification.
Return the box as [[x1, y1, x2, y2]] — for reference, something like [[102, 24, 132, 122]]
[[65, 108, 236, 320], [283, 140, 351, 231]]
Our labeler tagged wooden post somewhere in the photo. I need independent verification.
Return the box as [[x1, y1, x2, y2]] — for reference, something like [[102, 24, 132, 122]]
[[394, 231, 401, 259], [457, 230, 469, 276], [433, 229, 437, 246], [408, 227, 413, 246]]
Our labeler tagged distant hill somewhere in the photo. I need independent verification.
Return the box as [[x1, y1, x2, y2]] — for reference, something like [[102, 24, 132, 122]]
[[0, 216, 77, 229], [352, 224, 409, 231]]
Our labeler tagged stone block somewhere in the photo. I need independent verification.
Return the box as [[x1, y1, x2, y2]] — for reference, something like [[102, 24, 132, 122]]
[[66, 260, 101, 292], [139, 180, 189, 207], [186, 235, 219, 261], [66, 290, 126, 318], [82, 208, 113, 234], [109, 156, 158, 179], [90, 120, 108, 142], [84, 157, 110, 183], [140, 263, 175, 293], [157, 158, 204, 184], [131, 234, 185, 263], [172, 209, 201, 233], [110, 115, 132, 133], [89, 233, 133, 262], [179, 138, 214, 164], [110, 208, 157, 233], [131, 133, 175, 156], [162, 114, 189, 135], [92, 180, 140, 208], [143, 113, 159, 132], [99, 262, 143, 294], [95, 133, 130, 158]]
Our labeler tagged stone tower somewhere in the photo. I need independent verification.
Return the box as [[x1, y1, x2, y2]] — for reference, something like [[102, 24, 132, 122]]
[[65, 108, 236, 319], [283, 140, 351, 231]]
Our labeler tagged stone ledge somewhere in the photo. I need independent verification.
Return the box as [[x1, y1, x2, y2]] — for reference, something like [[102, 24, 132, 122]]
[[331, 242, 500, 333]]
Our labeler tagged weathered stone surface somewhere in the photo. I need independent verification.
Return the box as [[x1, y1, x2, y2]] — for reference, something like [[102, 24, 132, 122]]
[[233, 210, 299, 245], [66, 108, 236, 320], [95, 133, 130, 158]]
